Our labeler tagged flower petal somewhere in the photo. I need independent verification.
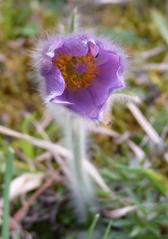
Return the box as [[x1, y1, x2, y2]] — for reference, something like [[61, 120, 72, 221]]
[[59, 89, 102, 119], [60, 34, 89, 56], [42, 66, 65, 101], [50, 98, 73, 105], [88, 40, 99, 57], [98, 52, 125, 89], [44, 37, 63, 59], [89, 51, 125, 107], [96, 49, 114, 66]]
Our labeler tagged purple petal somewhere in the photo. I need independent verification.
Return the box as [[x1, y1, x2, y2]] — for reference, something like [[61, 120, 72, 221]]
[[41, 59, 53, 75], [49, 90, 73, 104], [88, 41, 99, 57], [89, 51, 125, 107], [57, 89, 102, 119], [42, 66, 65, 101], [59, 34, 89, 56], [98, 52, 125, 89], [50, 98, 73, 105], [43, 37, 63, 59], [96, 49, 114, 66]]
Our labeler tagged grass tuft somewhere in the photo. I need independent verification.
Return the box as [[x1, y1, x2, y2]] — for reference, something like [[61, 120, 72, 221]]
[[2, 148, 14, 239]]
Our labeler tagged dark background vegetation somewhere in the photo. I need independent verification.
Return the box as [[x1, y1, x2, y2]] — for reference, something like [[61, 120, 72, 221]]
[[0, 0, 168, 238]]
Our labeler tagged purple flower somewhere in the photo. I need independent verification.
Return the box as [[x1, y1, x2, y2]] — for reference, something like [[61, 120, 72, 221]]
[[35, 32, 125, 120]]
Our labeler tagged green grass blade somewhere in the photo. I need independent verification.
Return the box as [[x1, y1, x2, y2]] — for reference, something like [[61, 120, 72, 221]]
[[87, 214, 99, 239], [69, 8, 78, 32], [102, 220, 113, 239], [2, 148, 14, 239], [151, 10, 168, 45]]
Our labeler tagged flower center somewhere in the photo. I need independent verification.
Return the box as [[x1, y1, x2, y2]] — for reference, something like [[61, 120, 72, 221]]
[[53, 53, 97, 90]]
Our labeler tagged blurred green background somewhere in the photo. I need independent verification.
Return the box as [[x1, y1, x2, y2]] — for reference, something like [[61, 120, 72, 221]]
[[0, 0, 168, 238]]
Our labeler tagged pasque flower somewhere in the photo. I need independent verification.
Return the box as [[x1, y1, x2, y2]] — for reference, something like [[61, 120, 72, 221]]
[[35, 32, 125, 120]]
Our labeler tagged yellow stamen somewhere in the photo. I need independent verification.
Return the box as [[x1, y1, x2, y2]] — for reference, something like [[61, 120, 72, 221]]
[[53, 53, 97, 90]]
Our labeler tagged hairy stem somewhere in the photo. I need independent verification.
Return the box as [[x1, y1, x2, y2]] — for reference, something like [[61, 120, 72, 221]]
[[64, 114, 94, 221]]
